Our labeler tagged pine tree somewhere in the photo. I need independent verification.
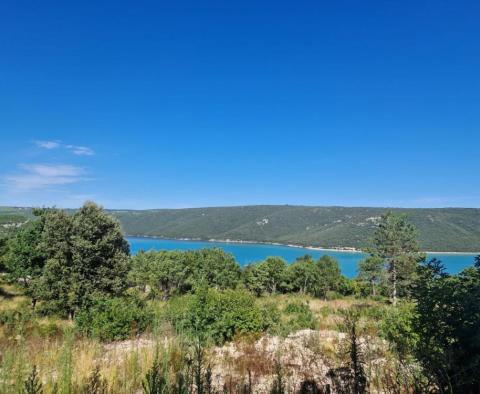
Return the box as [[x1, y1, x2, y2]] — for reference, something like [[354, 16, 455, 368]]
[[369, 211, 424, 305]]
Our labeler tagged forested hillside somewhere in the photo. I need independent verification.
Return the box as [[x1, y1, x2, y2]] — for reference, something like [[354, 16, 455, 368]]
[[111, 205, 480, 252], [2, 205, 480, 251]]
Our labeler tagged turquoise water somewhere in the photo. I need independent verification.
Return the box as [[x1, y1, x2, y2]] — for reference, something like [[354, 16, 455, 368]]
[[127, 237, 478, 278]]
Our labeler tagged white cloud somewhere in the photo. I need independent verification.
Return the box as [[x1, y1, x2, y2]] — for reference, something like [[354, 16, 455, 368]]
[[66, 145, 95, 156], [33, 140, 95, 156], [35, 140, 61, 149], [4, 164, 85, 191]]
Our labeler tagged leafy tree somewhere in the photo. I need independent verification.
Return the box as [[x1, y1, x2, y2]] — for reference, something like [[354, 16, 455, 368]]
[[131, 250, 191, 300], [244, 257, 287, 295], [129, 250, 153, 292], [243, 263, 268, 296], [0, 235, 10, 272], [188, 248, 241, 290], [369, 211, 424, 305], [412, 258, 480, 393], [5, 217, 45, 308], [130, 249, 240, 299], [260, 256, 287, 294], [315, 255, 342, 299], [286, 255, 319, 295], [357, 255, 384, 297], [37, 202, 130, 317]]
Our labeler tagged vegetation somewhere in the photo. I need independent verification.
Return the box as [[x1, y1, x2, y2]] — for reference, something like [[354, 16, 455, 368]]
[[0, 201, 479, 393], [3, 205, 480, 251]]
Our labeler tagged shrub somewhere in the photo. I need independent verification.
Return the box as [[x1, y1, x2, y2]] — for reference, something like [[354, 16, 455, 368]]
[[380, 302, 418, 358], [283, 301, 317, 331], [75, 296, 151, 341], [0, 306, 34, 336], [164, 287, 274, 344]]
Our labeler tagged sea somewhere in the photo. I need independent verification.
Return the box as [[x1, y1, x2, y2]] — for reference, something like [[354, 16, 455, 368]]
[[127, 237, 478, 279]]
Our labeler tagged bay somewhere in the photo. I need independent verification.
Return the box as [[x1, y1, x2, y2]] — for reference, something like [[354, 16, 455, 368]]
[[127, 237, 478, 278]]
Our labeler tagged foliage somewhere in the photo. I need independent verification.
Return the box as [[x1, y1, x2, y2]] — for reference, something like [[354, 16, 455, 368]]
[[412, 258, 480, 393], [357, 255, 385, 297], [0, 304, 34, 336], [286, 255, 319, 294], [315, 255, 342, 298], [164, 287, 277, 344], [244, 256, 287, 295], [131, 249, 241, 300], [75, 295, 151, 341], [142, 354, 169, 394], [283, 301, 317, 331], [368, 211, 425, 305], [79, 367, 108, 394], [5, 218, 45, 306], [379, 302, 418, 358], [4, 202, 130, 317], [22, 366, 43, 394]]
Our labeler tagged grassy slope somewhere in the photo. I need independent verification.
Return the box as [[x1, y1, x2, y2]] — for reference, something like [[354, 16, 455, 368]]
[[1, 205, 479, 251]]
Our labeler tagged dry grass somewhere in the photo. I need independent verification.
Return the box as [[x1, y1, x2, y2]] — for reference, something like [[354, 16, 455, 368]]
[[0, 283, 28, 311], [0, 285, 391, 393]]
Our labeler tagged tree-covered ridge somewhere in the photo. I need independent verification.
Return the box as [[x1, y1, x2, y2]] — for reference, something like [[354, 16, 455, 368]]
[[2, 205, 480, 252]]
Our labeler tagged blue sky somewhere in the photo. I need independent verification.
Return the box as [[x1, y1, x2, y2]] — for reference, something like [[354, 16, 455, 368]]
[[1, 1, 479, 209]]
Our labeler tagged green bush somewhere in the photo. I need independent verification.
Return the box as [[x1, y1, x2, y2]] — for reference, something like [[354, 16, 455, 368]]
[[380, 302, 418, 358], [164, 287, 275, 344], [283, 301, 317, 331], [0, 306, 34, 335], [75, 296, 152, 341]]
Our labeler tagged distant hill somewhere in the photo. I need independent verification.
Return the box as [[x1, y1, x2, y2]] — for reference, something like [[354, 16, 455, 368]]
[[111, 205, 480, 252], [0, 207, 31, 237], [1, 205, 479, 252]]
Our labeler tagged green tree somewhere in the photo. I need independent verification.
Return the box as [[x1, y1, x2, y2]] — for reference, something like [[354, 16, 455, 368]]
[[357, 255, 384, 297], [129, 250, 153, 292], [188, 248, 241, 290], [286, 255, 319, 295], [5, 217, 45, 308], [369, 211, 424, 305], [261, 257, 287, 294], [244, 257, 287, 295], [38, 202, 130, 317], [412, 258, 480, 393], [243, 263, 268, 296], [315, 255, 342, 299]]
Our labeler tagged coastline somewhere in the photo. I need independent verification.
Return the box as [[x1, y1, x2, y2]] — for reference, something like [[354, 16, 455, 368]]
[[125, 234, 480, 255]]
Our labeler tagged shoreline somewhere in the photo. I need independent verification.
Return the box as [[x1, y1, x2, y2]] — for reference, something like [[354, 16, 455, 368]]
[[125, 234, 480, 255]]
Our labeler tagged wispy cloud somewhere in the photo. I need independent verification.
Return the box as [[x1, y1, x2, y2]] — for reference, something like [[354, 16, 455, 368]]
[[4, 164, 85, 191], [66, 145, 95, 156], [34, 140, 95, 156], [35, 140, 61, 149]]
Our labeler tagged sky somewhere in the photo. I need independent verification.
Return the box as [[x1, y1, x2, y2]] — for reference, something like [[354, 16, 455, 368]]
[[0, 1, 479, 209]]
